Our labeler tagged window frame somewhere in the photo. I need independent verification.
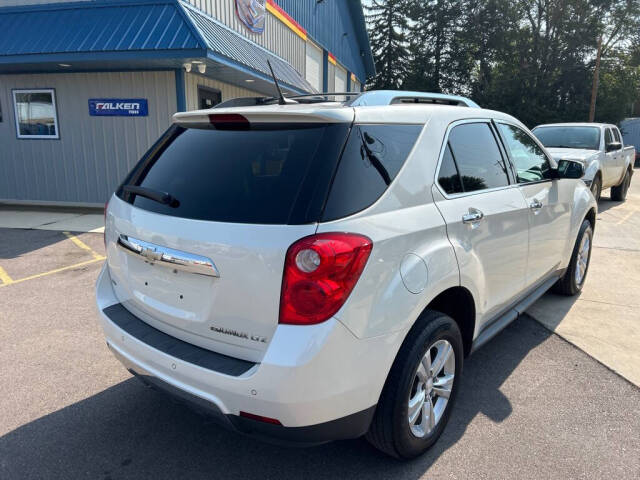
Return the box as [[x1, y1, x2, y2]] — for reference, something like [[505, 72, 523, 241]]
[[494, 120, 556, 186], [12, 88, 60, 140], [434, 118, 514, 199]]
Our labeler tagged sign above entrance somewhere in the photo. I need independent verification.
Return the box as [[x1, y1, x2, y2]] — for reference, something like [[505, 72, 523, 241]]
[[236, 0, 266, 34], [88, 99, 148, 117]]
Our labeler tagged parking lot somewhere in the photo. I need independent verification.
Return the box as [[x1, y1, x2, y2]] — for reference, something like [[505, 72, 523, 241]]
[[1, 179, 639, 479]]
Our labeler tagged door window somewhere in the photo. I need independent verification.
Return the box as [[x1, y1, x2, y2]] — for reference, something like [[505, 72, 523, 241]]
[[498, 123, 552, 183], [447, 122, 509, 193], [437, 144, 464, 194]]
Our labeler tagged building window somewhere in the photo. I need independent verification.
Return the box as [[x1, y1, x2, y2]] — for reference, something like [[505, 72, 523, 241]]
[[13, 89, 59, 139], [197, 86, 221, 109]]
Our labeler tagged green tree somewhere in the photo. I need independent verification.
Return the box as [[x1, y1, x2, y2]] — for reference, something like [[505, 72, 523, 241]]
[[595, 52, 640, 123], [365, 0, 411, 89], [404, 0, 467, 93]]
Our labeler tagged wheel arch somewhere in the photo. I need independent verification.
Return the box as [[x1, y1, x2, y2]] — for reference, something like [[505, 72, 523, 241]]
[[584, 206, 596, 231], [425, 287, 475, 356], [407, 286, 477, 357]]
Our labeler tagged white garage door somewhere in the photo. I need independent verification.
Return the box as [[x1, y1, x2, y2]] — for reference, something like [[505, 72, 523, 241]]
[[305, 42, 323, 92], [334, 65, 347, 93]]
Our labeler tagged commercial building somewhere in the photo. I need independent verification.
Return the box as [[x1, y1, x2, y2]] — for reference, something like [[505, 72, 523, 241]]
[[0, 0, 374, 206]]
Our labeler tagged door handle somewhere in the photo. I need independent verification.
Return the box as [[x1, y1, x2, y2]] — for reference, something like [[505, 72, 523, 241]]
[[462, 208, 484, 224], [529, 199, 543, 210]]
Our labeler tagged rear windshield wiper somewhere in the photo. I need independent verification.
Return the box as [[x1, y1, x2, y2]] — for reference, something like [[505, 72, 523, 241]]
[[122, 185, 180, 208]]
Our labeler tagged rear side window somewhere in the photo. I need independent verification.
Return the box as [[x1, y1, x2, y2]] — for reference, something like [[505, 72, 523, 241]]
[[605, 128, 614, 146], [447, 123, 509, 192], [321, 124, 422, 221], [118, 124, 350, 224], [613, 128, 622, 144]]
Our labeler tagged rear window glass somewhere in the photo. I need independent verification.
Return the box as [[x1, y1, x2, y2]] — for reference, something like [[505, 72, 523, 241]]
[[118, 124, 350, 224], [321, 124, 422, 221]]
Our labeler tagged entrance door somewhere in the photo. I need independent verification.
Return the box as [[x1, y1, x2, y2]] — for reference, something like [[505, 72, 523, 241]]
[[198, 86, 221, 110]]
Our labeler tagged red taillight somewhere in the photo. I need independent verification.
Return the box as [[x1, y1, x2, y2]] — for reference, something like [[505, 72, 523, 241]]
[[103, 199, 109, 246], [208, 113, 250, 130], [239, 411, 282, 425], [279, 233, 373, 325]]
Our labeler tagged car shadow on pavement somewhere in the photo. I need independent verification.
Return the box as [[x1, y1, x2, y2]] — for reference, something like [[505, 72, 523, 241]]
[[527, 290, 582, 332], [0, 228, 69, 259], [0, 317, 550, 480], [595, 197, 622, 214]]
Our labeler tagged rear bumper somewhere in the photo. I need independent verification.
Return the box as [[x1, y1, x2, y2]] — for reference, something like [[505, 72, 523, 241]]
[[110, 344, 375, 446], [95, 264, 391, 444]]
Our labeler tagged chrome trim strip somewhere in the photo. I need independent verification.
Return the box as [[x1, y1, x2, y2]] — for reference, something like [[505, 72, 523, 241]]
[[117, 234, 220, 278]]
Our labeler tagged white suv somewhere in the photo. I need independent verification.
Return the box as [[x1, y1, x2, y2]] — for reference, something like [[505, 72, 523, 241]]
[[96, 91, 596, 458]]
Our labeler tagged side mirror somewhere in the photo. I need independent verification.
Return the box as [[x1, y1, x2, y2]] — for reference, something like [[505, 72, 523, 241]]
[[606, 141, 622, 152], [555, 159, 584, 179]]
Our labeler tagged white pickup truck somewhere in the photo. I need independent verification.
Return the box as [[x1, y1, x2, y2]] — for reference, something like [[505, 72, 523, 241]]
[[533, 123, 635, 201]]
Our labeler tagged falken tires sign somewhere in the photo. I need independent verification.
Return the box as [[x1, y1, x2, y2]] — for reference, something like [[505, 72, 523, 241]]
[[89, 99, 148, 117], [236, 0, 265, 34]]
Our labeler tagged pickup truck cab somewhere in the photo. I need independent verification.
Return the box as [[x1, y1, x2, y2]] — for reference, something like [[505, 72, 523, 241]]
[[532, 123, 635, 201], [96, 91, 596, 458]]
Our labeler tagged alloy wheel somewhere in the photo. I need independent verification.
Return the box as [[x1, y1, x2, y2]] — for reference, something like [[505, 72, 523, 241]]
[[408, 339, 455, 438], [574, 230, 591, 286]]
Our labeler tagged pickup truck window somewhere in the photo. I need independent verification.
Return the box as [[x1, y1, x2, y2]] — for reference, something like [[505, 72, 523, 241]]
[[447, 122, 510, 193], [533, 126, 600, 151], [605, 128, 615, 148], [612, 127, 622, 145], [498, 123, 552, 183]]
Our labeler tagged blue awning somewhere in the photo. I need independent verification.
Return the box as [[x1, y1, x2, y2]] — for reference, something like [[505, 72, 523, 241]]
[[0, 0, 313, 94]]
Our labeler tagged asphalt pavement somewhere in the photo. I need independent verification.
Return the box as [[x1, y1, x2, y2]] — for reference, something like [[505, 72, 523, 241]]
[[0, 228, 639, 479]]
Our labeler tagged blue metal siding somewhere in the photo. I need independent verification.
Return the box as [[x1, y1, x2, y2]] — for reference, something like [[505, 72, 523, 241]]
[[0, 1, 313, 93], [181, 2, 316, 93], [273, 0, 374, 82], [0, 1, 205, 56]]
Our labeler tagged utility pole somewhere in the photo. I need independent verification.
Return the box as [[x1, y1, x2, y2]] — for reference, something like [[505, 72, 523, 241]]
[[589, 36, 602, 122]]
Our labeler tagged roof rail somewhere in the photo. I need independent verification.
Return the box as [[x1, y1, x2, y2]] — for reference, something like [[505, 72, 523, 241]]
[[349, 90, 480, 108], [213, 90, 479, 109]]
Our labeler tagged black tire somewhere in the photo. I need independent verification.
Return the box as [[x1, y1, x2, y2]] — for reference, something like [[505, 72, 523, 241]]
[[590, 174, 602, 201], [366, 310, 463, 459], [610, 169, 631, 202], [553, 219, 593, 296]]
